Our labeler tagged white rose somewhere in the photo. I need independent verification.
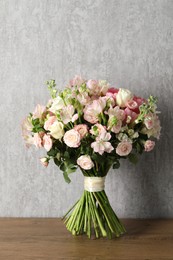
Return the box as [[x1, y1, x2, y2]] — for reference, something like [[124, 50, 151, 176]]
[[63, 129, 81, 148], [49, 121, 64, 139], [49, 96, 65, 113], [116, 88, 133, 107], [77, 155, 94, 170]]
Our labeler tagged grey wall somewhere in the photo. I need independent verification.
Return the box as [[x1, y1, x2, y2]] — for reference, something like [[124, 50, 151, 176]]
[[0, 0, 172, 218]]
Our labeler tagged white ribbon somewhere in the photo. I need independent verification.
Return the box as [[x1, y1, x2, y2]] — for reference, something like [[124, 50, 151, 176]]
[[84, 176, 106, 192]]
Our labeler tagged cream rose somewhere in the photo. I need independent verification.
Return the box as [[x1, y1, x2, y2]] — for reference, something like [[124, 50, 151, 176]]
[[77, 155, 94, 170], [49, 121, 64, 139], [116, 88, 133, 108], [63, 129, 81, 148], [49, 96, 65, 113], [116, 140, 132, 156]]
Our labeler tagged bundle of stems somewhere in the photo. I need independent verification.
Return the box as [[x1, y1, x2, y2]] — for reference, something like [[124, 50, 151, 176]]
[[63, 189, 126, 239]]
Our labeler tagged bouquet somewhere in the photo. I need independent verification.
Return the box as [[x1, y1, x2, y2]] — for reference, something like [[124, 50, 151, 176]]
[[22, 75, 161, 239]]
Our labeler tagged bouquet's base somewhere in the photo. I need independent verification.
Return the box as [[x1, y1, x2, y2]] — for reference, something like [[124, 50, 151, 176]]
[[63, 190, 126, 239]]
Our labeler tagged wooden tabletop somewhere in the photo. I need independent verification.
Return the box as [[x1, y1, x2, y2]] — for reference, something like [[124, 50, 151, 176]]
[[0, 218, 172, 259]]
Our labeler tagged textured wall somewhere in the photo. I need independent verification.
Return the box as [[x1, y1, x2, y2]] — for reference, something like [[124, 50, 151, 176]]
[[0, 0, 173, 217]]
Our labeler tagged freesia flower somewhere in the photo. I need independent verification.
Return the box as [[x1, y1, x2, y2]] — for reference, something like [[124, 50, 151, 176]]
[[69, 75, 85, 87], [116, 88, 133, 107], [60, 105, 78, 124], [32, 104, 46, 119], [63, 129, 81, 148], [91, 130, 114, 155], [33, 133, 43, 148], [77, 155, 94, 170], [84, 99, 106, 124], [107, 106, 125, 133], [44, 116, 57, 131], [116, 140, 132, 156], [90, 124, 106, 136], [43, 134, 53, 151], [144, 140, 155, 152]]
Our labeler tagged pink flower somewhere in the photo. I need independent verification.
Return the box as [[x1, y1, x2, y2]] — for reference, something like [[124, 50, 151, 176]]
[[74, 124, 88, 138], [144, 140, 155, 152], [133, 96, 146, 113], [126, 100, 138, 110], [69, 75, 85, 87], [63, 129, 81, 148], [107, 106, 125, 133], [21, 117, 33, 148], [32, 104, 46, 119], [90, 124, 106, 136], [60, 105, 77, 124], [91, 130, 114, 155], [40, 157, 49, 167], [144, 113, 155, 129], [124, 107, 138, 123], [33, 133, 43, 148], [84, 99, 106, 124], [107, 87, 119, 94], [116, 140, 132, 156], [43, 134, 53, 151], [44, 116, 57, 131], [87, 80, 100, 95], [77, 155, 94, 170]]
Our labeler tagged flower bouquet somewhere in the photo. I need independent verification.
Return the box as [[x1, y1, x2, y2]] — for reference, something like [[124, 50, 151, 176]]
[[22, 75, 161, 239]]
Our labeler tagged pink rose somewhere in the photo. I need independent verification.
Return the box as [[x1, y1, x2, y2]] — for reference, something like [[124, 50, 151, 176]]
[[63, 129, 81, 148], [32, 104, 46, 119], [74, 124, 88, 138], [77, 155, 94, 170], [33, 133, 43, 148], [144, 140, 155, 152], [43, 134, 53, 151], [116, 140, 132, 156], [40, 157, 49, 167], [44, 116, 57, 131]]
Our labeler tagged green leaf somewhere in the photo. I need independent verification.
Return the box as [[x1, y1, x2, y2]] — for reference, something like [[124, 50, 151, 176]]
[[128, 153, 138, 164], [63, 171, 71, 184], [54, 158, 61, 166], [47, 148, 57, 157], [113, 160, 120, 169]]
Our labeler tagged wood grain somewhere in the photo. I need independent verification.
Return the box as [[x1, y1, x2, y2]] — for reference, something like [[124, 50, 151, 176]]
[[0, 218, 172, 259]]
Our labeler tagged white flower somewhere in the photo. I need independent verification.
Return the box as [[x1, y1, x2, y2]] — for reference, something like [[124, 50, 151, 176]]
[[49, 96, 65, 113], [116, 88, 133, 107], [77, 155, 94, 170], [63, 129, 81, 148], [49, 121, 64, 139]]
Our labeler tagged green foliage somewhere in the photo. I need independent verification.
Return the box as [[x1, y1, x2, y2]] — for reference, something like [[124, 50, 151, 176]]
[[128, 153, 138, 164], [46, 79, 57, 99]]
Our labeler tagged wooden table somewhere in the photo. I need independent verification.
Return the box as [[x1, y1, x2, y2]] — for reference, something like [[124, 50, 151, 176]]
[[0, 218, 172, 259]]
